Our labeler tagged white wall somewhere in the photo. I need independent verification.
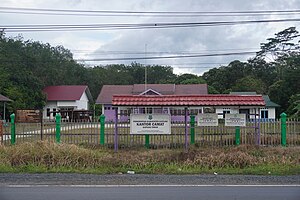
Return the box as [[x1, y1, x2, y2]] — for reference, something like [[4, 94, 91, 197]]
[[76, 92, 89, 110], [43, 101, 57, 119], [216, 107, 276, 120], [57, 101, 77, 108], [43, 91, 90, 119], [260, 108, 276, 119]]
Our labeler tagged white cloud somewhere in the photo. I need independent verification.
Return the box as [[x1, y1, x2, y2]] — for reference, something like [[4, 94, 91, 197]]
[[1, 0, 300, 74]]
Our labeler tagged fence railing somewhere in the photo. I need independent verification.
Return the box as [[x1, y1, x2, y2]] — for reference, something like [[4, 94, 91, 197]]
[[1, 113, 299, 149]]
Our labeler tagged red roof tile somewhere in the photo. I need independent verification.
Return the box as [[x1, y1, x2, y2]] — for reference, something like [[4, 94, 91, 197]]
[[43, 85, 91, 101], [112, 95, 265, 106]]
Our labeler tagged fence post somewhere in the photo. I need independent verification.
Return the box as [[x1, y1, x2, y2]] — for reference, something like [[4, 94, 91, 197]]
[[100, 114, 105, 145], [55, 114, 61, 144], [235, 126, 240, 145], [280, 112, 287, 147], [190, 115, 195, 145], [0, 120, 3, 145], [145, 135, 150, 149], [10, 113, 15, 145]]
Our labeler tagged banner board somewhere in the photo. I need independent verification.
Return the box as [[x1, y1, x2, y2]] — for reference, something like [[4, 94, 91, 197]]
[[225, 113, 246, 126], [130, 114, 171, 134], [197, 113, 218, 126]]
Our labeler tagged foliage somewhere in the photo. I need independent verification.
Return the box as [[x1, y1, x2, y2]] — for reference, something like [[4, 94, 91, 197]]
[[286, 94, 300, 119], [1, 27, 300, 117], [232, 76, 267, 94], [0, 141, 299, 175], [203, 27, 300, 115]]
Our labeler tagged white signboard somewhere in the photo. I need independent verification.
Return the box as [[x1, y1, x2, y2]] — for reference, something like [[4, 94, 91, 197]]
[[197, 113, 219, 126], [130, 114, 171, 134], [225, 114, 246, 127]]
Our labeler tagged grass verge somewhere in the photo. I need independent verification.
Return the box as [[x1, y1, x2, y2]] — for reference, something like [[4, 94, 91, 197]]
[[0, 141, 299, 175]]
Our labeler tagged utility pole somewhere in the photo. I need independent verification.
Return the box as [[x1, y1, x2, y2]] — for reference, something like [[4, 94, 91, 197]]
[[144, 44, 148, 91]]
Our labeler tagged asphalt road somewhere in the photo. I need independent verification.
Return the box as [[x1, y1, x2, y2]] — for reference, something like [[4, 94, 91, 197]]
[[0, 174, 299, 199], [1, 185, 300, 200], [1, 173, 300, 185]]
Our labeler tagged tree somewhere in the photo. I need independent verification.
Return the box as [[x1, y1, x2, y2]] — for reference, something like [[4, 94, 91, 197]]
[[286, 94, 300, 119], [257, 27, 300, 59], [232, 76, 267, 94], [203, 60, 249, 93]]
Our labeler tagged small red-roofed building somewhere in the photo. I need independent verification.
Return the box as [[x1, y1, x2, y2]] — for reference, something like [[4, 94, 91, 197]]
[[42, 85, 93, 120]]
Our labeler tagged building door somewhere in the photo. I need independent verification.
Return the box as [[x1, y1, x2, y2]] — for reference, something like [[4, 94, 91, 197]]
[[239, 109, 250, 120]]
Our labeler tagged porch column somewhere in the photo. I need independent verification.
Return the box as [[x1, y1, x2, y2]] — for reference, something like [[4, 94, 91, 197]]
[[114, 107, 118, 152]]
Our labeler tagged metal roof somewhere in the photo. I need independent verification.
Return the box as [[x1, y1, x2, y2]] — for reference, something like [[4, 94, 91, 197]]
[[0, 94, 12, 102], [96, 84, 208, 104], [230, 92, 280, 108], [43, 85, 93, 102], [112, 95, 265, 106]]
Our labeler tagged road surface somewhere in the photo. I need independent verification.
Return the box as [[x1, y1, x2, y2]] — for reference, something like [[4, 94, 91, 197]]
[[1, 185, 299, 200], [0, 174, 299, 200]]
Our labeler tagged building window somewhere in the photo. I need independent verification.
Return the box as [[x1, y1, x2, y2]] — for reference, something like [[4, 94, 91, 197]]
[[261, 110, 269, 119], [189, 109, 198, 115], [223, 110, 230, 118], [204, 107, 215, 113], [46, 108, 50, 117], [146, 108, 153, 114]]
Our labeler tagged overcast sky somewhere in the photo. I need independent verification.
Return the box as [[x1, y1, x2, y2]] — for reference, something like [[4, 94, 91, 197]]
[[1, 0, 300, 75]]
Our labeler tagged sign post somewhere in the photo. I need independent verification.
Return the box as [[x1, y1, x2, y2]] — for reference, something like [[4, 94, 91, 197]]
[[280, 112, 287, 147], [235, 126, 240, 145], [55, 114, 61, 143], [10, 113, 15, 145], [100, 114, 105, 145], [190, 115, 195, 145]]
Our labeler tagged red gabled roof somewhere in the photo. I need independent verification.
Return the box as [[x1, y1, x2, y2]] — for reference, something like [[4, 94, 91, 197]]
[[112, 95, 265, 106], [43, 85, 91, 101]]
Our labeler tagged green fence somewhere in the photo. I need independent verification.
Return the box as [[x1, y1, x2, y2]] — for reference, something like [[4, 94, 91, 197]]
[[1, 113, 299, 148]]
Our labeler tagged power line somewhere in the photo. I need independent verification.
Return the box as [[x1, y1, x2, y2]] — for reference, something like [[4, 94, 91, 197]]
[[71, 48, 259, 54], [1, 6, 300, 14], [2, 18, 300, 32], [2, 10, 300, 17], [75, 51, 257, 61]]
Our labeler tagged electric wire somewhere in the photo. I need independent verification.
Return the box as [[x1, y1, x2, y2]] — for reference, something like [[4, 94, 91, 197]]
[[75, 51, 257, 61], [2, 18, 300, 32], [1, 6, 300, 14]]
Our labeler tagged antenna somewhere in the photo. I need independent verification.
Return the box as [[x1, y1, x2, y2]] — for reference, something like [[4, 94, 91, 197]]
[[144, 43, 147, 91]]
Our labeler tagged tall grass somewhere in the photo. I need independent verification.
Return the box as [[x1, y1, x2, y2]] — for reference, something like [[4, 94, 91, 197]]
[[0, 141, 299, 175]]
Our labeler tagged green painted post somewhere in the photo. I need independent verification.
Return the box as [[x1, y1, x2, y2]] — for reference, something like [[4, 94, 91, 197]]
[[235, 126, 240, 145], [55, 114, 61, 144], [280, 112, 287, 147], [100, 114, 105, 145], [145, 135, 150, 149], [190, 115, 195, 145], [10, 113, 15, 145]]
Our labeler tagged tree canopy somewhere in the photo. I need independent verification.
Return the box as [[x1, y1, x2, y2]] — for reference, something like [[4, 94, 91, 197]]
[[0, 27, 299, 118]]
